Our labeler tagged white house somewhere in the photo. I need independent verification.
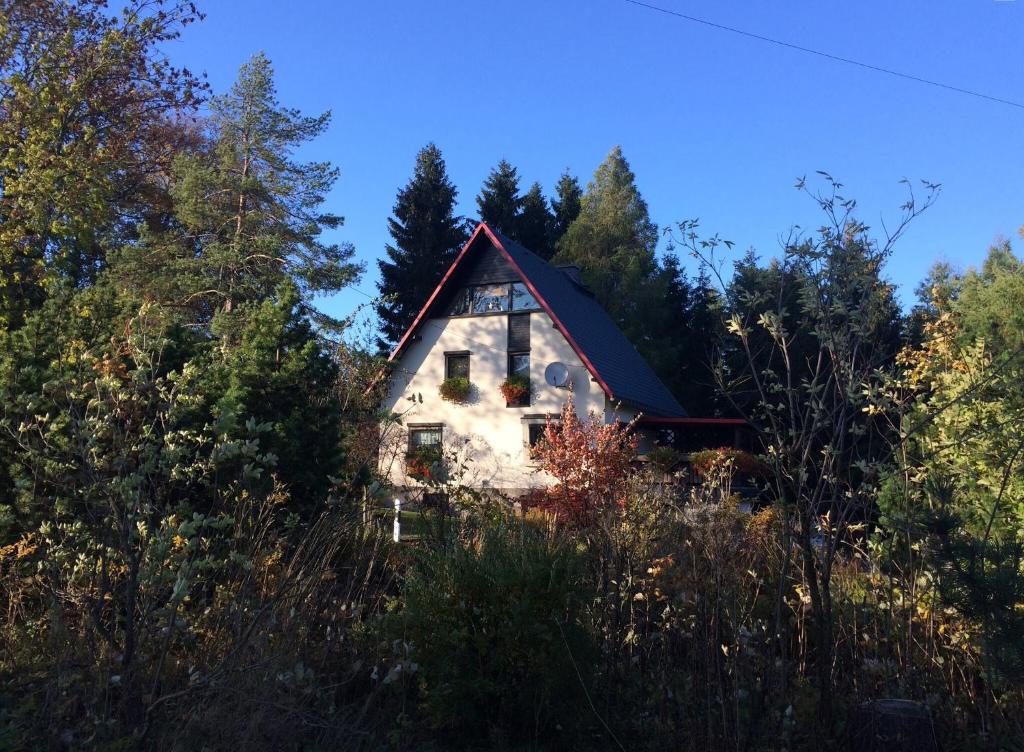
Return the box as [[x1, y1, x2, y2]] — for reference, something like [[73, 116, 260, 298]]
[[378, 222, 736, 496]]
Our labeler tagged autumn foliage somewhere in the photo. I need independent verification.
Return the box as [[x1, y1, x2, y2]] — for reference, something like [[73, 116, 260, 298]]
[[690, 447, 766, 479], [528, 398, 638, 527]]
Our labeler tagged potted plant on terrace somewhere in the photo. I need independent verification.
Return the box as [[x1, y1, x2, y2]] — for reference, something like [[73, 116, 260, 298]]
[[499, 374, 530, 406], [439, 376, 472, 404]]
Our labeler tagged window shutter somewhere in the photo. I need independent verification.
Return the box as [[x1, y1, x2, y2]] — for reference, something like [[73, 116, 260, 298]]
[[508, 314, 530, 351]]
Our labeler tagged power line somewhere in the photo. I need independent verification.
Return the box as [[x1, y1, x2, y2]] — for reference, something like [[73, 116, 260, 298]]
[[624, 0, 1024, 110]]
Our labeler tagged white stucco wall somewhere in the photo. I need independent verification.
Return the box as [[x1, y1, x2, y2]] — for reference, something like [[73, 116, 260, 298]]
[[379, 310, 606, 493]]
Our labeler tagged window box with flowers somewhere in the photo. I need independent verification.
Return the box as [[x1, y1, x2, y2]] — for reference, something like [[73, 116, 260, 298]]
[[499, 374, 530, 407], [406, 444, 444, 483], [441, 352, 472, 404], [438, 376, 472, 404]]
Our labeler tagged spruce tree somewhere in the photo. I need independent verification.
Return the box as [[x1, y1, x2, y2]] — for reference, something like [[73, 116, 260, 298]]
[[376, 143, 468, 350], [550, 169, 582, 242], [476, 159, 522, 236], [203, 280, 343, 511], [516, 182, 555, 258]]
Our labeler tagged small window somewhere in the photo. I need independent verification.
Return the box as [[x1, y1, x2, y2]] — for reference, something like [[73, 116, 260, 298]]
[[508, 313, 530, 351], [408, 425, 442, 451], [522, 416, 560, 461], [471, 284, 510, 314], [407, 425, 444, 481], [510, 282, 539, 311], [445, 352, 470, 380]]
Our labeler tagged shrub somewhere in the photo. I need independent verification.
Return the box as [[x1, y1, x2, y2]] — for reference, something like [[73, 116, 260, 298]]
[[382, 515, 594, 745], [528, 397, 638, 528], [647, 445, 682, 474], [438, 376, 471, 403], [690, 447, 766, 479]]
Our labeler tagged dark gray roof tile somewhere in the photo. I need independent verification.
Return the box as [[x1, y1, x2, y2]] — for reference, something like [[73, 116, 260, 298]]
[[491, 229, 686, 418]]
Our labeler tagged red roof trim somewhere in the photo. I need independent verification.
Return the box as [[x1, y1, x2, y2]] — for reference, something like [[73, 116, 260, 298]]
[[388, 223, 489, 362], [636, 416, 748, 426], [388, 222, 617, 403], [482, 226, 616, 402]]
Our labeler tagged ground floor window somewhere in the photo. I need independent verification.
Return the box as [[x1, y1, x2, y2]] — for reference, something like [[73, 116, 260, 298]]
[[408, 424, 443, 451], [522, 415, 559, 460], [407, 424, 444, 481]]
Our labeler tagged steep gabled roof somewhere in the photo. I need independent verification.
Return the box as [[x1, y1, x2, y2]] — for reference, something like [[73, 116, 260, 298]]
[[389, 222, 686, 418]]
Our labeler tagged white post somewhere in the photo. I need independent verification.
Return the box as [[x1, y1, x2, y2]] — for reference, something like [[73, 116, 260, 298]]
[[392, 497, 402, 543]]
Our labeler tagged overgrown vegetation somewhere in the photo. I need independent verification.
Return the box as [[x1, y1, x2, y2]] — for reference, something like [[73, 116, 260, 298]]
[[2, 2, 1023, 749]]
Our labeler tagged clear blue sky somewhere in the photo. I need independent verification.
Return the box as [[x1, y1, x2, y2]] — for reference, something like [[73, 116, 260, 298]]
[[163, 0, 1022, 323]]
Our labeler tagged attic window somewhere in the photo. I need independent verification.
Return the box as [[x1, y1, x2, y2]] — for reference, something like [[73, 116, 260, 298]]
[[472, 284, 510, 313], [510, 282, 539, 310], [446, 290, 470, 316], [446, 283, 541, 317]]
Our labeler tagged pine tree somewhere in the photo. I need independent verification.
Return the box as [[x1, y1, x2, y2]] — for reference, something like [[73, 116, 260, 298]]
[[166, 53, 360, 332], [550, 169, 582, 242], [476, 159, 522, 236], [516, 182, 555, 259], [376, 144, 468, 350]]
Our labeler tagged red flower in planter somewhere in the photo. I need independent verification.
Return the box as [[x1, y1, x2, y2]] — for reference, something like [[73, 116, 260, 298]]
[[499, 375, 530, 406], [406, 446, 443, 482]]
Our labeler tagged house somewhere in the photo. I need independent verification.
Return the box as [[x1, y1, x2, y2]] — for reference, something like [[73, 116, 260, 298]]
[[378, 222, 744, 496]]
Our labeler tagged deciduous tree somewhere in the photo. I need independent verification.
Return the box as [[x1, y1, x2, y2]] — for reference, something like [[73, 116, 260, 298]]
[[684, 174, 938, 722], [0, 0, 204, 328], [532, 397, 638, 528]]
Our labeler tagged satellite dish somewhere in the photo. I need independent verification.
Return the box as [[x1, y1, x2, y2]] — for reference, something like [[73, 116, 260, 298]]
[[544, 362, 570, 388]]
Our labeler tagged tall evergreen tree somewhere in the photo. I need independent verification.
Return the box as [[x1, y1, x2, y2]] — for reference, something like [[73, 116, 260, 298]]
[[376, 143, 468, 350], [550, 169, 582, 242], [516, 182, 555, 258], [162, 53, 359, 333], [553, 147, 659, 348], [652, 253, 725, 412], [476, 159, 522, 236]]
